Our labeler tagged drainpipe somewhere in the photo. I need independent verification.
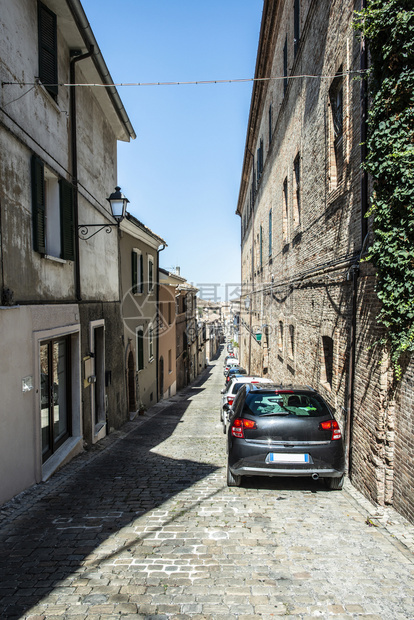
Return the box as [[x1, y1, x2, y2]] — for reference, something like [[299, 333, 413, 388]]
[[360, 0, 368, 241], [70, 46, 94, 301], [345, 0, 369, 477], [156, 244, 166, 400], [246, 148, 255, 376], [345, 263, 359, 476]]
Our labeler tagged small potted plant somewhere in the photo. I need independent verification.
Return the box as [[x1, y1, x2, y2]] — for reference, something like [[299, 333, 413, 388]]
[[138, 402, 146, 416]]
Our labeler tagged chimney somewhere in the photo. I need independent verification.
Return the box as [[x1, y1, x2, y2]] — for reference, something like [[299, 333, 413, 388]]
[[176, 266, 180, 275]]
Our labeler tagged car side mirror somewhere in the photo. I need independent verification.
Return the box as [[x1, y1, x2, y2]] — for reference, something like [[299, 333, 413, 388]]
[[220, 389, 226, 394]]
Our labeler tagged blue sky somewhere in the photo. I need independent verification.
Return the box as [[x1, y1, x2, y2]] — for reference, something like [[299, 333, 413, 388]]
[[81, 0, 263, 301]]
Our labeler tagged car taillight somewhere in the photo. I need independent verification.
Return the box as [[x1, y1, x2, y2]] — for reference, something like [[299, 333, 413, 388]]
[[231, 418, 257, 438], [227, 398, 234, 406], [319, 420, 342, 440]]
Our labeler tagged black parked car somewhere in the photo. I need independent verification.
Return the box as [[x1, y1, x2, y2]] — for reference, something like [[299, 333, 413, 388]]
[[226, 384, 345, 489]]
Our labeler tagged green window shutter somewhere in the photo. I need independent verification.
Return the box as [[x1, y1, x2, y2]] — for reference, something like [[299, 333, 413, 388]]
[[60, 179, 75, 260], [148, 259, 154, 291], [132, 251, 138, 294], [139, 254, 143, 293], [31, 155, 46, 254], [38, 2, 58, 99]]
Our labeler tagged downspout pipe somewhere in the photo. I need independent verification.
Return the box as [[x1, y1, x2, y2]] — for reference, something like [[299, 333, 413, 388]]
[[246, 147, 255, 376], [346, 0, 369, 476], [70, 46, 94, 302], [360, 0, 368, 240], [156, 244, 166, 401]]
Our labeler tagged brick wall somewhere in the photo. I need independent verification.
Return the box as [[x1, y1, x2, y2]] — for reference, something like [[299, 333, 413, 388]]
[[238, 0, 414, 523]]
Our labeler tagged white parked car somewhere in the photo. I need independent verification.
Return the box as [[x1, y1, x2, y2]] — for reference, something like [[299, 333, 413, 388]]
[[223, 359, 240, 376], [220, 376, 273, 431]]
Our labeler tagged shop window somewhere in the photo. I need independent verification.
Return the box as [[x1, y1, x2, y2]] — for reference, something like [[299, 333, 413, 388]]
[[91, 322, 105, 430], [40, 336, 71, 462]]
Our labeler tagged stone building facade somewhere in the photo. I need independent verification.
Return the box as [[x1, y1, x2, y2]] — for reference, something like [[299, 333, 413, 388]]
[[0, 0, 134, 504], [120, 215, 166, 414], [237, 0, 414, 522]]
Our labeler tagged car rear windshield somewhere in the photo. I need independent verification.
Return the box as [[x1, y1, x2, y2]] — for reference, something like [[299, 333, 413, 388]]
[[232, 382, 246, 394], [244, 392, 331, 418]]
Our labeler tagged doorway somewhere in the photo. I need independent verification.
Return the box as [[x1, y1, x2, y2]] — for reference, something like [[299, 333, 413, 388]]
[[40, 336, 71, 463]]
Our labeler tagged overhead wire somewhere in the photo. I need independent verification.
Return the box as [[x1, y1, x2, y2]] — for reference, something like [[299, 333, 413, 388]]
[[1, 70, 367, 90]]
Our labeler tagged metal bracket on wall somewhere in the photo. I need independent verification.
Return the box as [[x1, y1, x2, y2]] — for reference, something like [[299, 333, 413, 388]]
[[78, 224, 117, 240]]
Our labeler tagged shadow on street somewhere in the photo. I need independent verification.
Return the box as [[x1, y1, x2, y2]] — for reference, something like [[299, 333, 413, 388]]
[[0, 373, 219, 619]]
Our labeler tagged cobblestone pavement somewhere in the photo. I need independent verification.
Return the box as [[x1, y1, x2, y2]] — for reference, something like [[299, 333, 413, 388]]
[[1, 348, 413, 620]]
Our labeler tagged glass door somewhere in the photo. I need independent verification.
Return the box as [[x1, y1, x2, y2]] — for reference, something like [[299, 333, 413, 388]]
[[40, 337, 71, 462]]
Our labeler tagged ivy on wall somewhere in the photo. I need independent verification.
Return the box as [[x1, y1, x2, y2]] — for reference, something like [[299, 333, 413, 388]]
[[354, 0, 414, 380]]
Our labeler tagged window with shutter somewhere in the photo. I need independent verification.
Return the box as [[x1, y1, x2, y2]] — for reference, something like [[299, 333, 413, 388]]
[[132, 250, 143, 294], [60, 179, 74, 260], [38, 2, 58, 100], [148, 256, 154, 292], [132, 251, 138, 294], [32, 156, 75, 260], [31, 155, 46, 254]]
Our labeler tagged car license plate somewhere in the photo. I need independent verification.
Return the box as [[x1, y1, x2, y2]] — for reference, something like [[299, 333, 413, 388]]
[[269, 453, 309, 463]]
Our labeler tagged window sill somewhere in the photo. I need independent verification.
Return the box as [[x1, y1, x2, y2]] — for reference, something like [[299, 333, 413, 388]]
[[44, 254, 67, 264]]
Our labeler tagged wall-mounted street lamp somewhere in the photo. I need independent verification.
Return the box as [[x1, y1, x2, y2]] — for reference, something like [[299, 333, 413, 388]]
[[78, 186, 129, 240]]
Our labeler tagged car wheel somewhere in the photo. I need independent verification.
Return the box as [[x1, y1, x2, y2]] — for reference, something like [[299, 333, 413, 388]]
[[324, 474, 344, 490], [227, 463, 241, 487]]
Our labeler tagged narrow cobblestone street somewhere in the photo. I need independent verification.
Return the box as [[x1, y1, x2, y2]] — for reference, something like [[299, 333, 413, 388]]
[[1, 349, 413, 620]]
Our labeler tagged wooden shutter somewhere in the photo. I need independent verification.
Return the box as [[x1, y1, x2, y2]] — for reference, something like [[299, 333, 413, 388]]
[[38, 2, 58, 99], [132, 251, 138, 294], [139, 253, 143, 293], [137, 328, 144, 370], [60, 179, 75, 261], [31, 155, 46, 254]]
